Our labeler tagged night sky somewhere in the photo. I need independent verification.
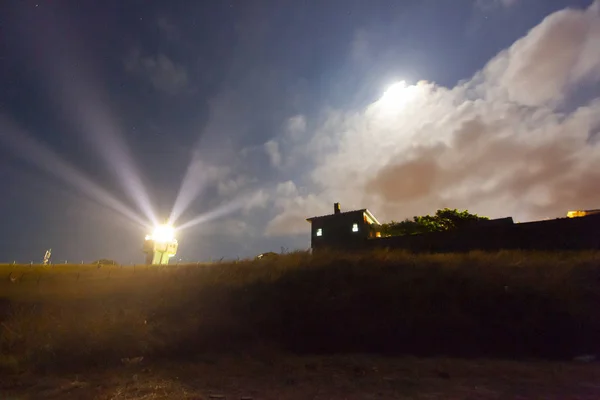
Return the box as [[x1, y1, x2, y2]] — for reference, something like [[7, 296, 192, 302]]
[[1, 0, 599, 263]]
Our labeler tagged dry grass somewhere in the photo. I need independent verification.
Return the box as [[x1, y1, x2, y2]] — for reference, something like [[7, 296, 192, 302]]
[[1, 250, 600, 379]]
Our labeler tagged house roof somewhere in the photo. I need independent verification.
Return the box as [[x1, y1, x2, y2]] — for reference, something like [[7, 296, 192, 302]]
[[306, 208, 381, 225]]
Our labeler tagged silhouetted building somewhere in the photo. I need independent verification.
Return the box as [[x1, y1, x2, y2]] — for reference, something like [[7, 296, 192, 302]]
[[306, 206, 600, 253], [567, 209, 600, 218], [306, 203, 381, 252], [460, 216, 515, 230]]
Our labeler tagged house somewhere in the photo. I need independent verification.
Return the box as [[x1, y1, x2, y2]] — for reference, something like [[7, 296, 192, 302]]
[[306, 203, 381, 252]]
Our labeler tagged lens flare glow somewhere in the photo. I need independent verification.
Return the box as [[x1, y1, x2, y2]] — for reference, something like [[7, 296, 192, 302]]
[[147, 223, 176, 243]]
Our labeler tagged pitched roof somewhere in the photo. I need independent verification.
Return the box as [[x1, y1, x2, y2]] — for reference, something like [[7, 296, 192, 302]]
[[306, 208, 381, 225]]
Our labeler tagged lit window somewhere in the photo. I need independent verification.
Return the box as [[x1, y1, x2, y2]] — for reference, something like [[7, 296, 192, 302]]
[[316, 228, 323, 236], [352, 223, 359, 232]]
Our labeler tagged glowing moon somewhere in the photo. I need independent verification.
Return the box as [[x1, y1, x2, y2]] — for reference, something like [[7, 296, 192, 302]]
[[379, 81, 418, 109]]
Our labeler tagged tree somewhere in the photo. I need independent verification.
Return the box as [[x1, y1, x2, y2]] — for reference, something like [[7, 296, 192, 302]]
[[380, 208, 489, 237]]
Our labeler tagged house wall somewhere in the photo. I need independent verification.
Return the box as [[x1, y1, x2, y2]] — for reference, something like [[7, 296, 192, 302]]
[[310, 212, 371, 251]]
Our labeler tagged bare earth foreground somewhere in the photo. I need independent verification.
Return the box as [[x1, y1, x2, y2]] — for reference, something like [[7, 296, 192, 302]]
[[2, 355, 600, 399]]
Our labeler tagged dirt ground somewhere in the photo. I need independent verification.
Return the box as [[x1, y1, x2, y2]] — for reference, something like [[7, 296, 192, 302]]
[[2, 355, 599, 399]]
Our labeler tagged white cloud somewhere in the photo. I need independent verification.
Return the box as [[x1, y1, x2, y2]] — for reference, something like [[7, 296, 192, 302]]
[[264, 139, 282, 168], [265, 193, 328, 236], [267, 2, 600, 235], [125, 49, 189, 95], [218, 175, 251, 197], [285, 115, 307, 140], [483, 6, 600, 106], [276, 180, 298, 198], [243, 189, 270, 212]]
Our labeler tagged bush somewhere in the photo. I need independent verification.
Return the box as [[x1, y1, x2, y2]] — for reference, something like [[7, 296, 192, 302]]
[[380, 208, 490, 237]]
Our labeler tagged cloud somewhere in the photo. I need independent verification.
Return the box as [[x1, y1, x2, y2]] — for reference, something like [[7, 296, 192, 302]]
[[483, 6, 600, 106], [285, 115, 307, 140], [265, 192, 328, 237], [125, 49, 189, 95], [264, 139, 282, 168], [244, 189, 270, 212], [276, 181, 298, 198], [157, 17, 181, 41], [475, 0, 519, 10], [267, 2, 600, 235], [217, 175, 252, 197]]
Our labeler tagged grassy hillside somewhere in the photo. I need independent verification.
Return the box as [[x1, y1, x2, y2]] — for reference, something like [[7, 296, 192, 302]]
[[1, 250, 600, 374]]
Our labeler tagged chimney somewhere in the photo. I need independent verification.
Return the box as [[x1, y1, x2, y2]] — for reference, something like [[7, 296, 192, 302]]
[[334, 203, 341, 214]]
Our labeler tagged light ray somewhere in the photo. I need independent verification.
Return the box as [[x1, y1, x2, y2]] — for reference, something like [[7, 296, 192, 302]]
[[0, 116, 149, 228], [177, 194, 252, 231], [21, 11, 158, 227], [56, 72, 158, 226], [169, 154, 211, 224]]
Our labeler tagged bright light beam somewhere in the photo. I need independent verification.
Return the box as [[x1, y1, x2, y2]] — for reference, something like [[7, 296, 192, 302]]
[[57, 74, 158, 226], [22, 14, 158, 227], [177, 193, 255, 231], [0, 116, 149, 229], [169, 154, 211, 224]]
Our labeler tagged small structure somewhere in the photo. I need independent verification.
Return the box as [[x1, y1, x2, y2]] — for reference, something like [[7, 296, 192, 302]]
[[42, 248, 52, 265], [143, 223, 178, 265], [306, 203, 381, 252]]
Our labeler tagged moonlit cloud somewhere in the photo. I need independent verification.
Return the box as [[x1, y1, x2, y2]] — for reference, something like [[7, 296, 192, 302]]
[[264, 139, 282, 168], [125, 49, 189, 95], [475, 0, 519, 10], [285, 115, 307, 140], [483, 5, 600, 107], [267, 2, 600, 235]]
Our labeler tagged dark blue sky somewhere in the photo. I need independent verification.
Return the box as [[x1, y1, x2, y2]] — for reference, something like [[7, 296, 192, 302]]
[[1, 0, 599, 263]]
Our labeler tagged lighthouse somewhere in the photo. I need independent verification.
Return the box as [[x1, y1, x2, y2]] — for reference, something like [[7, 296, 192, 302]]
[[142, 222, 178, 265]]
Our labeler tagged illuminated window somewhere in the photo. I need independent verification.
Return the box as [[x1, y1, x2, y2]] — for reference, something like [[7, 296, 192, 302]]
[[316, 228, 323, 237], [352, 223, 359, 232]]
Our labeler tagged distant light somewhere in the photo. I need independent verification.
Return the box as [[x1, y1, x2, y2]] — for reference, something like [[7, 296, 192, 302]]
[[352, 223, 359, 232], [148, 223, 176, 243], [567, 210, 600, 218], [316, 228, 323, 237]]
